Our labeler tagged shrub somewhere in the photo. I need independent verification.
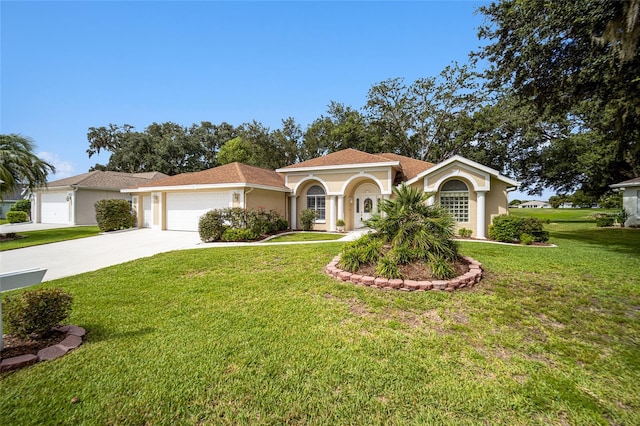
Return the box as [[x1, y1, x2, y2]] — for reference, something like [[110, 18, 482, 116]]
[[6, 210, 28, 223], [594, 214, 615, 227], [95, 199, 136, 232], [221, 228, 258, 242], [458, 227, 472, 238], [198, 210, 226, 242], [520, 233, 535, 245], [10, 199, 31, 215], [488, 215, 549, 243], [375, 255, 402, 279], [2, 288, 73, 339], [300, 209, 317, 231], [427, 252, 456, 279], [276, 218, 289, 231]]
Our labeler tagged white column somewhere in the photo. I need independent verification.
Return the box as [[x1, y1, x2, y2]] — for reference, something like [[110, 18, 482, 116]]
[[290, 195, 297, 230], [329, 196, 337, 231], [337, 196, 344, 222], [476, 191, 487, 239]]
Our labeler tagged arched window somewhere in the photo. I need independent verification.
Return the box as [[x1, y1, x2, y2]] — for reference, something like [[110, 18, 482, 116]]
[[306, 185, 326, 221], [440, 179, 469, 222]]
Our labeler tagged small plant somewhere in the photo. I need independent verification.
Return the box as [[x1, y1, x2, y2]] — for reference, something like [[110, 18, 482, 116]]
[[221, 228, 258, 242], [2, 288, 73, 339], [95, 199, 136, 232], [593, 213, 615, 227], [520, 233, 535, 245], [458, 227, 473, 238], [375, 255, 403, 279], [300, 209, 318, 231], [616, 209, 630, 228], [427, 252, 456, 279], [6, 210, 28, 223], [10, 199, 31, 216], [488, 215, 549, 243]]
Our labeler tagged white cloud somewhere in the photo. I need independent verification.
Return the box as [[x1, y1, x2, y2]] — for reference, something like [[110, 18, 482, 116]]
[[38, 152, 75, 180]]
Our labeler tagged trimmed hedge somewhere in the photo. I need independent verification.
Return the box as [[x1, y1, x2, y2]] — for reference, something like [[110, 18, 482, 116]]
[[2, 288, 73, 338], [6, 210, 28, 223], [488, 214, 549, 243], [95, 199, 136, 232], [10, 199, 31, 214], [199, 207, 287, 242]]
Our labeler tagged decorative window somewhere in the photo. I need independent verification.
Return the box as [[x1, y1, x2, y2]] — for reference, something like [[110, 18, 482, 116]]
[[440, 179, 469, 222], [363, 198, 373, 213], [306, 185, 326, 221]]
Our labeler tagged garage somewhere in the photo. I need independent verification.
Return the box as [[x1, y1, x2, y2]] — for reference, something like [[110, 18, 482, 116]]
[[40, 192, 70, 224], [165, 192, 228, 231]]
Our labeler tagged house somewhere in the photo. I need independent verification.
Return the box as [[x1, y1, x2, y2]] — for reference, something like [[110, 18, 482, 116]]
[[122, 149, 519, 239], [610, 177, 640, 227], [518, 200, 551, 209], [32, 171, 167, 225]]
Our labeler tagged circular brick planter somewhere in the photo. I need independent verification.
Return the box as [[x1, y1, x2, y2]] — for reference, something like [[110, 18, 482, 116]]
[[325, 256, 482, 291], [0, 325, 86, 373]]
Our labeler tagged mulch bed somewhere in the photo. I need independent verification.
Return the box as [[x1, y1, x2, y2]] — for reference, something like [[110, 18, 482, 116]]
[[355, 259, 469, 281], [1, 330, 67, 360]]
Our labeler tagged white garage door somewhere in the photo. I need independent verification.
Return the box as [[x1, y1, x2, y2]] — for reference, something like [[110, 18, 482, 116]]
[[165, 192, 228, 231], [142, 196, 152, 228], [40, 192, 70, 224]]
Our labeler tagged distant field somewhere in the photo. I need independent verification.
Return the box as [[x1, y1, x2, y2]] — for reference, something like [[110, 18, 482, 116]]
[[509, 207, 613, 222]]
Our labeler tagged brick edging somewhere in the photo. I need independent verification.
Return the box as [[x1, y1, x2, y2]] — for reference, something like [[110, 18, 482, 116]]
[[325, 256, 482, 291], [1, 325, 86, 373]]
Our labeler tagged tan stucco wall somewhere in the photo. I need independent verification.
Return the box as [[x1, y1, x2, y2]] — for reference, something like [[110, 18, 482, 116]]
[[75, 189, 132, 225], [285, 168, 391, 195], [244, 188, 287, 218], [425, 164, 488, 192], [486, 178, 510, 228]]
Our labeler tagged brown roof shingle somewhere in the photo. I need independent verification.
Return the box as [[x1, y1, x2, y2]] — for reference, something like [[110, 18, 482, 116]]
[[377, 153, 434, 181], [279, 148, 395, 169], [135, 162, 288, 189], [46, 171, 168, 190]]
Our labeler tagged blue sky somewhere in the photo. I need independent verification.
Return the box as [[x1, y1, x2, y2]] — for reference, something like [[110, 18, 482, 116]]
[[1, 0, 547, 200]]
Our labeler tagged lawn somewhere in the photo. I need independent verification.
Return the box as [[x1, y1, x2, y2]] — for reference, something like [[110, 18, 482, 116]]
[[264, 232, 344, 243], [508, 207, 615, 222], [1, 213, 639, 425], [0, 226, 102, 251]]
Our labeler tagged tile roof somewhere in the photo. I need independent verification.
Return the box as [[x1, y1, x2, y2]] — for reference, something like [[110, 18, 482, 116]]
[[377, 153, 434, 181], [279, 148, 396, 169], [135, 162, 288, 189], [46, 171, 168, 190]]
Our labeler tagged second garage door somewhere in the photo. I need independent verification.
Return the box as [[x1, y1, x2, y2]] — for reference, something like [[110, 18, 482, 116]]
[[165, 192, 229, 231]]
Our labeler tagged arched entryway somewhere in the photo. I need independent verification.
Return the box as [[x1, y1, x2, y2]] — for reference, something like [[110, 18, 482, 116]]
[[353, 182, 381, 228]]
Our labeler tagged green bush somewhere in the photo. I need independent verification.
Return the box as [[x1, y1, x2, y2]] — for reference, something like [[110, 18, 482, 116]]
[[300, 209, 317, 231], [198, 207, 286, 242], [520, 233, 535, 245], [95, 199, 136, 232], [2, 288, 73, 339], [375, 255, 402, 279], [488, 215, 549, 243], [221, 228, 258, 242], [458, 227, 472, 238], [6, 210, 28, 223], [595, 215, 615, 227], [427, 252, 456, 279], [10, 199, 31, 214]]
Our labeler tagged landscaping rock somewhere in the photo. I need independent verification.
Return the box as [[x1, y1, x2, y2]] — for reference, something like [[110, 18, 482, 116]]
[[37, 345, 68, 361], [0, 354, 38, 372]]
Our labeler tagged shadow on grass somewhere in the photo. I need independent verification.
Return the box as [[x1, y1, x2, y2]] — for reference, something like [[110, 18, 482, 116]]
[[83, 324, 157, 343], [552, 228, 640, 256]]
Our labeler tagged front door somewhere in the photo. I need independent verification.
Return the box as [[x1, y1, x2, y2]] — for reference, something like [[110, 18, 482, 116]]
[[354, 183, 380, 228]]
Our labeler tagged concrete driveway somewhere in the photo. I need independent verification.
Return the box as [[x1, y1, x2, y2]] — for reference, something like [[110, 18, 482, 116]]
[[1, 228, 205, 282]]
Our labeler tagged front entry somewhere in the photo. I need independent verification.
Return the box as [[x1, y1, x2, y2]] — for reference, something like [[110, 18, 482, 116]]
[[354, 183, 380, 228]]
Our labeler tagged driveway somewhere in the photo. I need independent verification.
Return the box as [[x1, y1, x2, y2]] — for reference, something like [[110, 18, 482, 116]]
[[1, 229, 204, 282], [1, 227, 364, 282]]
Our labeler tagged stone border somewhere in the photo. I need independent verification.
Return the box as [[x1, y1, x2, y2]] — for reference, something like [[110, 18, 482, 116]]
[[325, 256, 482, 291], [1, 325, 86, 373]]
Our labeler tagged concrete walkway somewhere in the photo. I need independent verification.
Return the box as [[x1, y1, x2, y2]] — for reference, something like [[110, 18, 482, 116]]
[[1, 226, 367, 282]]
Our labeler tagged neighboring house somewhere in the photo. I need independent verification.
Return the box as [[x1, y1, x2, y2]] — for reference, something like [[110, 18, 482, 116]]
[[519, 200, 551, 209], [610, 177, 640, 227], [0, 184, 28, 219], [32, 171, 167, 225], [122, 149, 519, 239]]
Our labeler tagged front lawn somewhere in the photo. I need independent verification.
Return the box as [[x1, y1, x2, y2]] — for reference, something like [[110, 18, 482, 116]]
[[0, 226, 102, 251], [1, 219, 639, 424], [509, 207, 614, 222], [265, 232, 344, 243]]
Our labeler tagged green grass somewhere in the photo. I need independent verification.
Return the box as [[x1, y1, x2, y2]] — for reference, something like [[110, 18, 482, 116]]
[[509, 207, 615, 222], [265, 232, 344, 243], [1, 214, 639, 425], [0, 226, 101, 251]]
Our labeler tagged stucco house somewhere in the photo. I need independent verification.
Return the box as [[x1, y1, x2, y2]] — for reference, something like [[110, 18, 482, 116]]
[[122, 149, 519, 239], [32, 171, 167, 225], [518, 200, 551, 209], [610, 177, 640, 227], [0, 184, 28, 219]]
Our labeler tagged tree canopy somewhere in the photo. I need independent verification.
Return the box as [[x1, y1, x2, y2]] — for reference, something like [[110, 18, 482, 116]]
[[0, 134, 55, 197]]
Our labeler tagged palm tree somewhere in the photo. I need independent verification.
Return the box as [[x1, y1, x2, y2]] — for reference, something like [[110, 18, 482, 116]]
[[0, 134, 55, 197]]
